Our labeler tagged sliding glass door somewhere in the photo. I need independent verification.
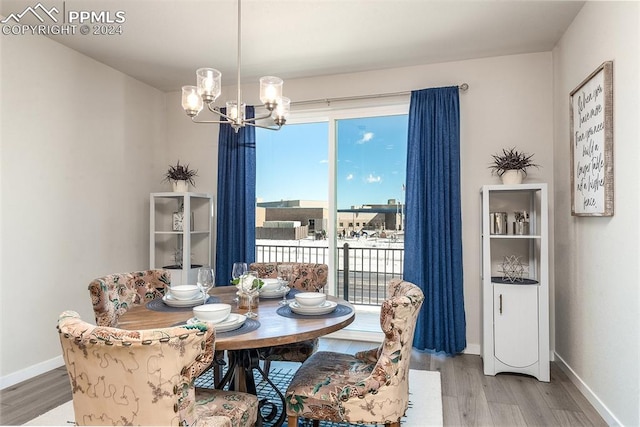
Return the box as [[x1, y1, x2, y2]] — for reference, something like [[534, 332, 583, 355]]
[[255, 104, 408, 308], [255, 121, 329, 268], [335, 114, 408, 305]]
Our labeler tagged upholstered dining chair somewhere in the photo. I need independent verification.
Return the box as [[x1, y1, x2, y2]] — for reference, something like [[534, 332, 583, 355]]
[[88, 269, 170, 327], [88, 269, 225, 385], [57, 310, 258, 426], [249, 262, 328, 376], [285, 278, 424, 427]]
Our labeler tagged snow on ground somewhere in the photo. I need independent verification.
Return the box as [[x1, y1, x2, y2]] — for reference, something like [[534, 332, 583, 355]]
[[256, 236, 405, 275], [257, 235, 405, 250]]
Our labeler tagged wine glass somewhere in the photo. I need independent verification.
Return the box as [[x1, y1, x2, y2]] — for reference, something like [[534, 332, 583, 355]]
[[231, 262, 248, 303], [239, 271, 259, 318], [276, 265, 292, 306], [197, 266, 215, 304]]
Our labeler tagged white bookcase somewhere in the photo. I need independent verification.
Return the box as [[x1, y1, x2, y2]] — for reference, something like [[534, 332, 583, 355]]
[[480, 183, 549, 382], [150, 192, 213, 286]]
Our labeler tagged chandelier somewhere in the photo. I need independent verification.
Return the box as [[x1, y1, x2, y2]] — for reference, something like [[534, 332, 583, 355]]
[[180, 0, 290, 132]]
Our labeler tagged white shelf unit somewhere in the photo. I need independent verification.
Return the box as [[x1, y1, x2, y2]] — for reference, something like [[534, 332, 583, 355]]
[[150, 192, 213, 286], [480, 183, 549, 382]]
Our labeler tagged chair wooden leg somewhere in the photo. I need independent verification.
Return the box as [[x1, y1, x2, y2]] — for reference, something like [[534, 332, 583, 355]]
[[287, 415, 299, 427], [385, 422, 400, 427], [312, 420, 320, 427]]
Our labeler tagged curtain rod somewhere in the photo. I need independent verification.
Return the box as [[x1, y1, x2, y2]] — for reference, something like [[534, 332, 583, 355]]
[[291, 83, 469, 107]]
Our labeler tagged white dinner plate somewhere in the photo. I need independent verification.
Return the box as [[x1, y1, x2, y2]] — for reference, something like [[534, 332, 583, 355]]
[[289, 300, 337, 315], [187, 313, 246, 333], [259, 286, 290, 299], [163, 293, 207, 308]]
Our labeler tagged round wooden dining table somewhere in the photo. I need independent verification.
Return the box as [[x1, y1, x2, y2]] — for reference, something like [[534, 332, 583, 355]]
[[118, 286, 355, 350], [118, 286, 355, 427]]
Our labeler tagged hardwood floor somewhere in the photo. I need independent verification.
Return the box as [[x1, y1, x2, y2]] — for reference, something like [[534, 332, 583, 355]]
[[0, 366, 71, 426], [0, 338, 606, 426]]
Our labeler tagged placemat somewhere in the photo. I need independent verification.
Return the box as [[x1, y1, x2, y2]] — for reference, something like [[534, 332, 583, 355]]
[[146, 296, 221, 312], [276, 303, 353, 319], [172, 318, 261, 338]]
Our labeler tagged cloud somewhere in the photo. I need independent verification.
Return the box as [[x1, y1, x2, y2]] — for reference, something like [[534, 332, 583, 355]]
[[386, 144, 394, 150], [356, 132, 374, 144], [346, 173, 354, 181], [319, 159, 328, 163], [366, 174, 382, 183]]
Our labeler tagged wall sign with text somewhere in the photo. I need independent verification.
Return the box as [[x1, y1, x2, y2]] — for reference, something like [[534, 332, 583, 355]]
[[570, 61, 614, 216]]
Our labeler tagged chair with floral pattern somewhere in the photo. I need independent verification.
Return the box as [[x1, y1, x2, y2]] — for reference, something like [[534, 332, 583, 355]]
[[284, 278, 424, 427], [57, 310, 258, 426], [249, 262, 328, 377], [249, 262, 328, 293], [88, 269, 170, 327], [88, 269, 225, 385]]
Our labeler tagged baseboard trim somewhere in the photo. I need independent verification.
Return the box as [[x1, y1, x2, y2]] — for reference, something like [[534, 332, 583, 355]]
[[325, 329, 384, 342], [0, 355, 65, 390], [462, 343, 481, 355], [554, 352, 621, 426]]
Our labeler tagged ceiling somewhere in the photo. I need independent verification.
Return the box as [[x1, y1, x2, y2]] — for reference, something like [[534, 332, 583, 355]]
[[1, 0, 585, 92]]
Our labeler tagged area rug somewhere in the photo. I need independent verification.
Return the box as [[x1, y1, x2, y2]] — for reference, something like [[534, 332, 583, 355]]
[[24, 368, 442, 426]]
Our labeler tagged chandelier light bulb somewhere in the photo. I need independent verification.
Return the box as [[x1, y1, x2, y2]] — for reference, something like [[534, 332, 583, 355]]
[[265, 86, 277, 101], [260, 76, 283, 111], [181, 85, 203, 117], [226, 101, 246, 123], [196, 68, 221, 103], [272, 96, 290, 126]]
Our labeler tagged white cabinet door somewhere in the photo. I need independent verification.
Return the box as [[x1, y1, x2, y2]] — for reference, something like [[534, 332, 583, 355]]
[[493, 284, 538, 368]]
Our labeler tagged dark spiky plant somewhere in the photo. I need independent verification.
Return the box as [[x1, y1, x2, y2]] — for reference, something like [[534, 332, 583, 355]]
[[162, 161, 198, 186], [489, 148, 539, 177]]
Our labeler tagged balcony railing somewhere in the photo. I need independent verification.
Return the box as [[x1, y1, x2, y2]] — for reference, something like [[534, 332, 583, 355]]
[[255, 241, 404, 306]]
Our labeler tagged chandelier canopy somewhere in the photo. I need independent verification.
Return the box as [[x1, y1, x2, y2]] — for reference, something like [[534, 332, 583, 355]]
[[181, 0, 290, 132]]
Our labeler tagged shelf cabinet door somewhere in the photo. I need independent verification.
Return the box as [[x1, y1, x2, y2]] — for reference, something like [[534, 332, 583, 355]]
[[493, 284, 538, 368]]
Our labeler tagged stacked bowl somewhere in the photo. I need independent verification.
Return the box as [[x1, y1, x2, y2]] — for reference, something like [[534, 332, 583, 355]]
[[191, 303, 247, 333], [290, 292, 336, 315]]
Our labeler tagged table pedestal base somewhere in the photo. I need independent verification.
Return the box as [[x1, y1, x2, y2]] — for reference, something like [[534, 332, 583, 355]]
[[217, 349, 287, 427]]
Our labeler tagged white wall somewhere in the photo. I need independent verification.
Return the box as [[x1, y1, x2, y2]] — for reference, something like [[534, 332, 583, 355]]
[[552, 2, 640, 426], [166, 52, 556, 355], [0, 33, 167, 386]]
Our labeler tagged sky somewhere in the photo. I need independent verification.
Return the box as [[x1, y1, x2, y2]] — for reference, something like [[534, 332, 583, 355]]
[[256, 115, 408, 209]]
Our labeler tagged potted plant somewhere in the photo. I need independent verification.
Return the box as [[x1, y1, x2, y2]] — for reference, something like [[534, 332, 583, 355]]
[[489, 148, 539, 184], [162, 161, 198, 192]]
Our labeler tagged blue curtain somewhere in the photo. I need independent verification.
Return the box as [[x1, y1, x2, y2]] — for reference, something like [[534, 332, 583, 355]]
[[214, 106, 256, 286], [404, 87, 466, 355]]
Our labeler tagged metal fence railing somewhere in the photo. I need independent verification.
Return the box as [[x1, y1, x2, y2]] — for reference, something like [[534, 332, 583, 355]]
[[255, 242, 404, 306]]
